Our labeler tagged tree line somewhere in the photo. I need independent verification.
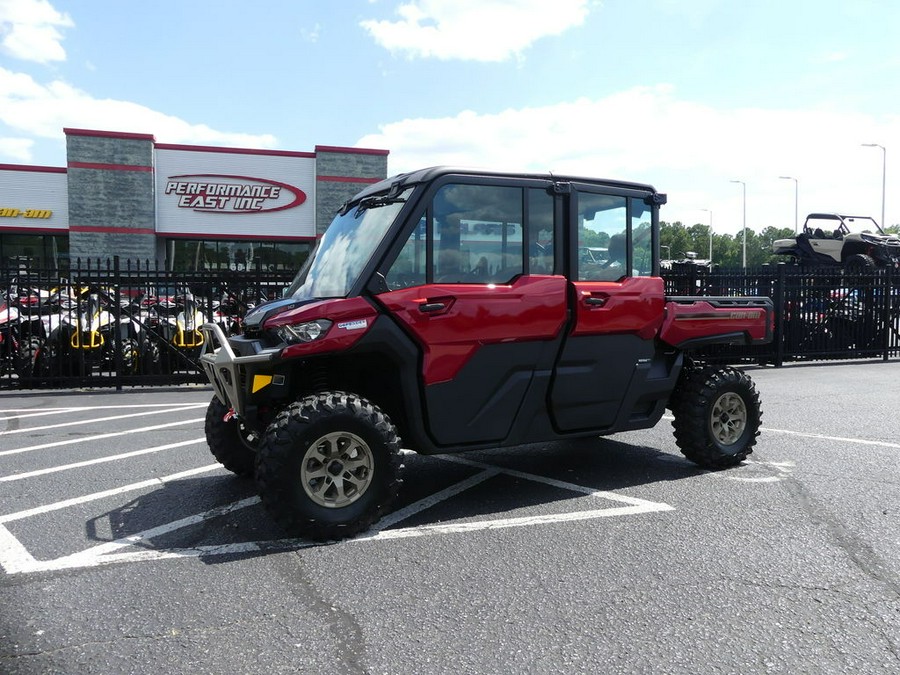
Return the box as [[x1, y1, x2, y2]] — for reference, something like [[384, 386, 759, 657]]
[[659, 221, 797, 268], [662, 219, 900, 268]]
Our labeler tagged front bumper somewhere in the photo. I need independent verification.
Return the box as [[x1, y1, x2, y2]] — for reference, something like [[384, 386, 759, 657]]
[[199, 322, 277, 418]]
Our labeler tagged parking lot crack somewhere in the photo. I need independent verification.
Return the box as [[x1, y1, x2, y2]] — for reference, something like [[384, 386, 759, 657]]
[[278, 550, 368, 674], [781, 477, 900, 598]]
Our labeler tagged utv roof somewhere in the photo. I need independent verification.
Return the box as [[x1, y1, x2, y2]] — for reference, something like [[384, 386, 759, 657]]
[[805, 213, 877, 223], [351, 166, 663, 202]]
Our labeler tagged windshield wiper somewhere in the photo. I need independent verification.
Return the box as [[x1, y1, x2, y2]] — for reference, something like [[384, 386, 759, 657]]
[[341, 195, 404, 218]]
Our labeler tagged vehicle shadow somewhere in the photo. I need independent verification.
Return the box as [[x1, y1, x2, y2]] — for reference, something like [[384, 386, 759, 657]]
[[82, 437, 703, 564]]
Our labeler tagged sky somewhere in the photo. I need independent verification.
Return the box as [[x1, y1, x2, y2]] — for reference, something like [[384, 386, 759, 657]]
[[2, 0, 900, 234]]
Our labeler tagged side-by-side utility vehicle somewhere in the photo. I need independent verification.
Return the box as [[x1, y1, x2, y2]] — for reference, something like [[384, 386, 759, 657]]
[[772, 212, 900, 269], [200, 167, 773, 540]]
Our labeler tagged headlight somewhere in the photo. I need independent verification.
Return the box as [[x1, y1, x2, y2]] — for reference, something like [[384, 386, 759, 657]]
[[275, 319, 333, 344]]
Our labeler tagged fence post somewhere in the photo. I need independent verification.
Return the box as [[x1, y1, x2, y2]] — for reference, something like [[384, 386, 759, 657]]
[[883, 265, 892, 362], [774, 265, 785, 367], [113, 256, 123, 391]]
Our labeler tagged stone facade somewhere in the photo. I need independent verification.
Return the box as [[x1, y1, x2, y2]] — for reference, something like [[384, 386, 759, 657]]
[[57, 129, 389, 264], [314, 146, 390, 236], [65, 130, 157, 263]]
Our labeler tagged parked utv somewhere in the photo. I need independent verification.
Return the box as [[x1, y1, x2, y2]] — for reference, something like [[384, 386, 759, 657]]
[[200, 167, 773, 541], [772, 213, 900, 269], [36, 284, 158, 377]]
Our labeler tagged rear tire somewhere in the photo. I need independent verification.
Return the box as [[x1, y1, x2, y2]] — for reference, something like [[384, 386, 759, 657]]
[[670, 365, 761, 468], [18, 336, 44, 378], [140, 340, 162, 375], [256, 391, 402, 541], [845, 253, 876, 270], [205, 397, 258, 477], [120, 338, 140, 375]]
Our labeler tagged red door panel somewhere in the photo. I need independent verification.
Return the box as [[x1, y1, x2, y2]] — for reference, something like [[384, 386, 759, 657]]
[[549, 276, 666, 431], [379, 276, 568, 385], [570, 276, 665, 339]]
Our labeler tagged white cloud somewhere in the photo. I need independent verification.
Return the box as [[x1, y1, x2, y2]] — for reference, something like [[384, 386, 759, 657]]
[[358, 85, 900, 231], [300, 22, 321, 43], [0, 136, 33, 161], [0, 0, 73, 63], [360, 0, 592, 62], [0, 67, 278, 160]]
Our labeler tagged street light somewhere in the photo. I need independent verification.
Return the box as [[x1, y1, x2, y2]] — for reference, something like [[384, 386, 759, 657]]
[[861, 143, 886, 228], [779, 176, 799, 234], [730, 180, 747, 268], [700, 208, 713, 263]]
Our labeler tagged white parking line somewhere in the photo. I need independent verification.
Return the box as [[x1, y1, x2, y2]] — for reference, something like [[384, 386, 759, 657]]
[[0, 408, 83, 420], [0, 454, 674, 575], [763, 426, 900, 450], [0, 464, 224, 523], [660, 414, 900, 451], [0, 438, 207, 482], [0, 403, 208, 420], [5, 414, 900, 575], [0, 418, 204, 457], [0, 404, 210, 436]]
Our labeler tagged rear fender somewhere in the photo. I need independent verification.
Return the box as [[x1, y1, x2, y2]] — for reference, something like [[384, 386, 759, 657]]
[[660, 297, 773, 349]]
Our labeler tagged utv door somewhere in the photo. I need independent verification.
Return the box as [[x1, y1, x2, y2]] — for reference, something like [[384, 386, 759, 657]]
[[376, 178, 567, 446], [548, 188, 667, 432]]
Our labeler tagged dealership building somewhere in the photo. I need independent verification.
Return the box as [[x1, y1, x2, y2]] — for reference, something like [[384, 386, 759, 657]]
[[0, 128, 389, 272]]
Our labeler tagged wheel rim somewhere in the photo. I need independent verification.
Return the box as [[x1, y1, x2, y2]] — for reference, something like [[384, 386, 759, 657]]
[[710, 392, 747, 447], [300, 431, 374, 508], [237, 421, 261, 450]]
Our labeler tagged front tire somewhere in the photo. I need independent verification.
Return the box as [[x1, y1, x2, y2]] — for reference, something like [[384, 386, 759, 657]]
[[205, 397, 258, 477], [670, 365, 761, 468], [256, 391, 402, 541]]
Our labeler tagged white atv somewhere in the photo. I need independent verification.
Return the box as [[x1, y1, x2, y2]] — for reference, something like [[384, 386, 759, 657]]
[[772, 213, 900, 269]]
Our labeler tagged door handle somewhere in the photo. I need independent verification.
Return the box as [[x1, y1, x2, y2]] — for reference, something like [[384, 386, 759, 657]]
[[584, 296, 607, 307], [419, 302, 446, 313]]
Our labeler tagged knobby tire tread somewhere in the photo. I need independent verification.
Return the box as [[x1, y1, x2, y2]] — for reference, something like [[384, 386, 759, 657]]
[[256, 391, 403, 541], [205, 397, 256, 477], [670, 365, 761, 469]]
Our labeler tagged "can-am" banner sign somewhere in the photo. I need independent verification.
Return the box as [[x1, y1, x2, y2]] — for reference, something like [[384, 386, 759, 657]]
[[165, 174, 307, 213]]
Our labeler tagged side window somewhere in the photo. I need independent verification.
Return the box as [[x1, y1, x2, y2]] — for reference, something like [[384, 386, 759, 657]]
[[528, 188, 555, 274], [577, 193, 628, 281], [631, 200, 652, 276], [383, 182, 553, 290], [384, 216, 426, 290], [433, 183, 524, 284]]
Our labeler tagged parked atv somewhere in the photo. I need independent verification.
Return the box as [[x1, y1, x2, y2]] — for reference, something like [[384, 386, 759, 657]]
[[772, 213, 900, 269], [38, 285, 157, 376], [200, 166, 773, 541], [0, 288, 42, 377], [143, 287, 206, 372]]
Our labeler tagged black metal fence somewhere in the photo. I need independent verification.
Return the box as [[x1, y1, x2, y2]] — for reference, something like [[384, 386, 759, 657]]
[[0, 258, 294, 391], [664, 264, 900, 366], [2, 260, 899, 391]]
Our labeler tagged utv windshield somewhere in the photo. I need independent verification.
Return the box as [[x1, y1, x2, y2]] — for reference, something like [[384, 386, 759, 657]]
[[284, 187, 412, 300]]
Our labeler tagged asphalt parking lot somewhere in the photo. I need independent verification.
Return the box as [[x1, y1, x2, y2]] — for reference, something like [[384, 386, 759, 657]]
[[1, 361, 899, 674]]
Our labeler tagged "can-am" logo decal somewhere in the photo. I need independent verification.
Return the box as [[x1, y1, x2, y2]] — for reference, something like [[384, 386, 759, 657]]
[[165, 174, 307, 213], [337, 320, 368, 331]]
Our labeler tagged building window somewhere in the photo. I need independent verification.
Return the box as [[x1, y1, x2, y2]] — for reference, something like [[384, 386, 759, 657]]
[[1, 233, 69, 270], [169, 239, 313, 272]]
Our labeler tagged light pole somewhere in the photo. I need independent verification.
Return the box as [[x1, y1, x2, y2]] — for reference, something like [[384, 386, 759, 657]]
[[730, 180, 747, 268], [700, 208, 713, 263], [862, 143, 886, 228], [779, 176, 799, 234]]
